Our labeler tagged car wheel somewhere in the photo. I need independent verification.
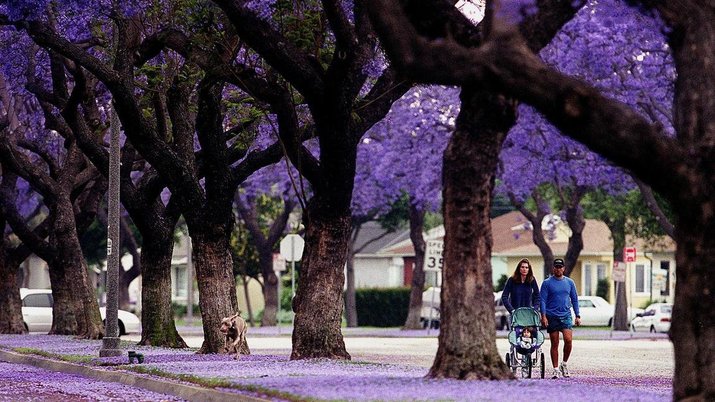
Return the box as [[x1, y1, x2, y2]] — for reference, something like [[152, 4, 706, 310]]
[[421, 319, 428, 329], [650, 325, 656, 333], [23, 322, 28, 332], [118, 320, 126, 336], [630, 323, 636, 332], [608, 318, 613, 327]]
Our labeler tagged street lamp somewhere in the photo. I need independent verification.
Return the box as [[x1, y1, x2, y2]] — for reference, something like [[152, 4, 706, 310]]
[[99, 106, 122, 357]]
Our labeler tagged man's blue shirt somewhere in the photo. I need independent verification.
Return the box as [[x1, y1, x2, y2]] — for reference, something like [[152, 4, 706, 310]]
[[540, 276, 580, 318]]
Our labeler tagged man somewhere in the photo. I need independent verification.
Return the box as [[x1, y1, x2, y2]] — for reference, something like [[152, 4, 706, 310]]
[[540, 258, 581, 379]]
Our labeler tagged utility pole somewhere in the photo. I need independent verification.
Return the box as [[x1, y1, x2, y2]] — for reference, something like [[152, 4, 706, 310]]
[[100, 106, 122, 357]]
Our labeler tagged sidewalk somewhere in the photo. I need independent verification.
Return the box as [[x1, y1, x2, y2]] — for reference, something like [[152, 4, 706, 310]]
[[0, 331, 672, 402]]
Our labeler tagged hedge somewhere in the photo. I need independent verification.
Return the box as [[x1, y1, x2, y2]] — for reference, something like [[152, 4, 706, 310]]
[[354, 287, 411, 327]]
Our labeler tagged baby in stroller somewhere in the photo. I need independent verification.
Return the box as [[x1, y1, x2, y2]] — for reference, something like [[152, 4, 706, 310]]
[[518, 326, 535, 350], [505, 308, 546, 378]]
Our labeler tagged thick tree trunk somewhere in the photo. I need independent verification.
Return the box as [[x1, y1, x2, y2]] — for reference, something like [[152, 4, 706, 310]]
[[403, 204, 426, 330], [671, 215, 715, 401], [665, 4, 715, 399], [49, 196, 103, 339], [138, 233, 186, 348], [192, 229, 242, 354], [0, 249, 26, 334], [291, 199, 351, 360], [48, 262, 78, 335], [428, 89, 512, 379]]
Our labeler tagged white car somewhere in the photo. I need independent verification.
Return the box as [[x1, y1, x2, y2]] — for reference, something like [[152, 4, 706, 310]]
[[420, 287, 441, 329], [630, 303, 672, 333], [419, 287, 511, 330], [574, 295, 643, 326], [20, 288, 141, 335]]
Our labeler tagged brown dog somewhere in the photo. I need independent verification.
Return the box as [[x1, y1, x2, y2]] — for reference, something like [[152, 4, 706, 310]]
[[219, 312, 248, 359]]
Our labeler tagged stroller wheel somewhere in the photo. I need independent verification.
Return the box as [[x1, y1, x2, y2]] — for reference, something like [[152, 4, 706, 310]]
[[522, 354, 532, 378], [506, 353, 516, 375], [540, 352, 546, 379]]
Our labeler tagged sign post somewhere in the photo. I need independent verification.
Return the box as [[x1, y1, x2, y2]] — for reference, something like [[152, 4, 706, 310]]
[[424, 240, 443, 334], [273, 253, 286, 331], [280, 234, 305, 327], [611, 261, 627, 337]]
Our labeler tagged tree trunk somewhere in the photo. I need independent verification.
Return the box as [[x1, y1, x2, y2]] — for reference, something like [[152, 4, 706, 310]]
[[665, 4, 715, 398], [0, 248, 26, 334], [671, 214, 714, 401], [259, 248, 279, 327], [403, 203, 426, 330], [345, 235, 358, 328], [49, 195, 103, 339], [291, 198, 351, 360], [191, 229, 242, 354], [138, 232, 187, 348], [428, 89, 512, 379]]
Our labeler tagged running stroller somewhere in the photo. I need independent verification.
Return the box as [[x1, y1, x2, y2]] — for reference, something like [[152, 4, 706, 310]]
[[505, 307, 546, 378]]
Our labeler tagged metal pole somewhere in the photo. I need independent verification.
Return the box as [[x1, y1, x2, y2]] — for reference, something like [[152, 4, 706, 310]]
[[100, 106, 122, 357], [186, 236, 193, 324], [291, 236, 295, 328]]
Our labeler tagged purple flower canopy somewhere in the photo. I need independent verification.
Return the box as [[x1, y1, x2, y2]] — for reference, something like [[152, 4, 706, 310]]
[[499, 0, 673, 201]]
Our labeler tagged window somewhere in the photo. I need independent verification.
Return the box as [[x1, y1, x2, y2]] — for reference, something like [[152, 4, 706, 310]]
[[635, 264, 646, 293], [578, 300, 595, 308], [660, 261, 671, 296], [172, 265, 188, 299], [23, 293, 52, 308], [584, 265, 593, 296], [596, 264, 606, 280]]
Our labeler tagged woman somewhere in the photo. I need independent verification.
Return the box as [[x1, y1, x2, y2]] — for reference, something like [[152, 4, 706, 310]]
[[501, 258, 541, 314]]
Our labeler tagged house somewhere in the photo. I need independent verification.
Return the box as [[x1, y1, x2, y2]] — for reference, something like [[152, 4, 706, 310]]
[[349, 221, 412, 288], [365, 211, 676, 308]]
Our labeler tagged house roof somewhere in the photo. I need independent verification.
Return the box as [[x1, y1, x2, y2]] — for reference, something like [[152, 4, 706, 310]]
[[378, 210, 614, 257], [353, 221, 411, 255]]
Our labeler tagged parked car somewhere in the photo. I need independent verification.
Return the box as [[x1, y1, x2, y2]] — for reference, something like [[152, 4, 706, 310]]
[[20, 288, 141, 335], [630, 303, 672, 333], [419, 287, 510, 330], [574, 295, 643, 326], [420, 287, 441, 329], [494, 291, 511, 331]]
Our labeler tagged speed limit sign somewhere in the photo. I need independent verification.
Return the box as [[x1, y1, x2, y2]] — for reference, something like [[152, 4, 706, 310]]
[[424, 240, 444, 271]]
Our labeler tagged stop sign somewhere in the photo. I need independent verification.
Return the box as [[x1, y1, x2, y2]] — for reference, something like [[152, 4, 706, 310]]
[[280, 234, 305, 262]]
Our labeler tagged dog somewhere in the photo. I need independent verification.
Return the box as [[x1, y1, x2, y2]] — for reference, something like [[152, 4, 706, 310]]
[[219, 312, 248, 359]]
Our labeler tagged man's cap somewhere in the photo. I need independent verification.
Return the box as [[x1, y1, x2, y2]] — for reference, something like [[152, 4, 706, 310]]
[[553, 258, 565, 267]]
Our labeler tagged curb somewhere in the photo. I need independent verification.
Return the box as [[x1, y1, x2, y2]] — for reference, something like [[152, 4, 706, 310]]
[[0, 349, 268, 402]]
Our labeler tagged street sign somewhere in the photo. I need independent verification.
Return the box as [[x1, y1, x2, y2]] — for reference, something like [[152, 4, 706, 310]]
[[424, 240, 444, 272], [624, 247, 637, 263], [280, 234, 305, 262], [612, 261, 626, 283], [273, 253, 286, 273]]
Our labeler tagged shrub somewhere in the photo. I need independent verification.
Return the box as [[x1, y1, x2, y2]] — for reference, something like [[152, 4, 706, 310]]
[[354, 288, 410, 327], [596, 278, 610, 302]]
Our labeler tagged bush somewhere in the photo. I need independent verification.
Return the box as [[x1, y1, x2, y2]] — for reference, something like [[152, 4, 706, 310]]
[[354, 288, 411, 327], [172, 303, 200, 318], [596, 278, 610, 302], [494, 274, 508, 292]]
